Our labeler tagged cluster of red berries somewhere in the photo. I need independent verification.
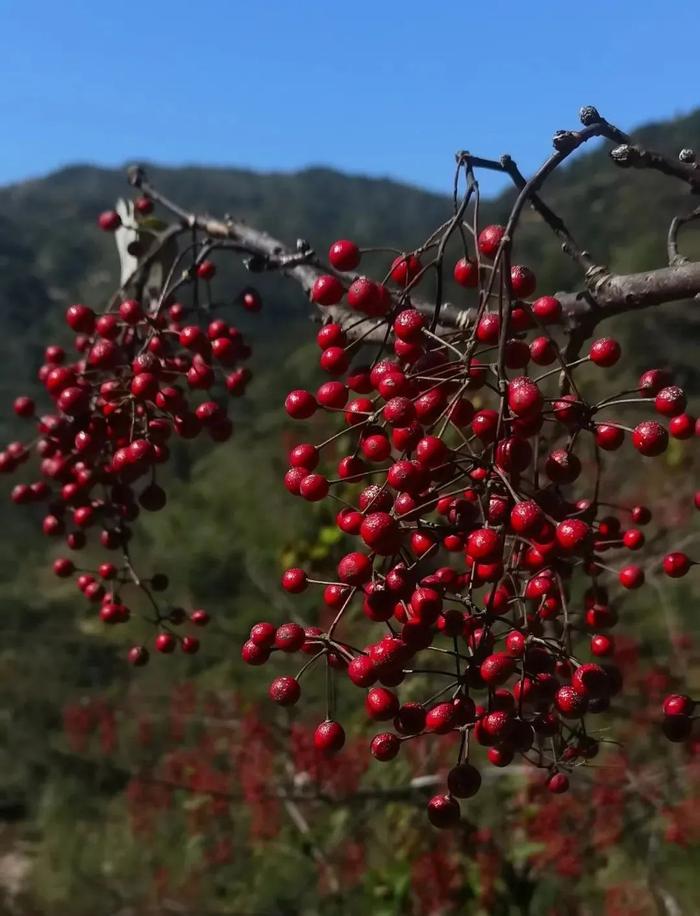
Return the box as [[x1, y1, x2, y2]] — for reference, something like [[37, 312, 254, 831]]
[[4, 202, 259, 663], [243, 222, 697, 827]]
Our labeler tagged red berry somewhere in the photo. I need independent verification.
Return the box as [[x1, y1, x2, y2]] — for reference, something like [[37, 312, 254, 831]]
[[507, 377, 542, 418], [365, 687, 399, 721], [128, 645, 149, 666], [347, 277, 382, 314], [595, 424, 625, 450], [317, 381, 348, 408], [299, 473, 329, 501], [467, 528, 501, 561], [532, 296, 562, 323], [632, 421, 668, 457], [477, 225, 505, 259], [630, 505, 651, 525], [241, 640, 270, 666], [426, 794, 460, 829], [242, 289, 262, 312], [555, 685, 587, 718], [284, 390, 317, 419], [619, 564, 645, 589], [13, 396, 35, 418], [480, 653, 516, 686], [319, 346, 349, 375], [510, 500, 544, 536], [269, 676, 301, 706], [53, 558, 75, 578], [505, 631, 526, 657], [589, 337, 621, 367], [289, 443, 318, 470], [317, 323, 346, 350], [370, 732, 400, 761], [655, 386, 686, 417], [555, 519, 591, 552], [639, 368, 672, 395], [348, 656, 377, 687], [275, 622, 306, 652], [547, 773, 569, 794], [390, 254, 422, 285], [197, 259, 216, 280], [591, 634, 614, 657], [571, 663, 609, 698], [360, 512, 400, 555], [453, 257, 478, 287], [314, 720, 345, 756], [250, 622, 276, 647], [337, 552, 372, 585], [447, 763, 481, 798], [510, 265, 536, 298], [663, 552, 691, 578], [98, 210, 121, 231], [670, 413, 695, 439], [135, 196, 153, 214], [663, 694, 695, 716], [181, 636, 200, 654], [545, 448, 581, 484], [328, 239, 360, 272], [281, 568, 308, 593], [119, 298, 143, 323], [393, 308, 425, 341], [623, 529, 645, 550], [155, 633, 176, 654], [311, 274, 344, 306], [425, 702, 456, 734]]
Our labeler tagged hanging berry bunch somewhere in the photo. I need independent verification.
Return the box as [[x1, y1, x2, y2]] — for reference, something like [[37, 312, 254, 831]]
[[244, 108, 699, 828], [3, 195, 259, 663]]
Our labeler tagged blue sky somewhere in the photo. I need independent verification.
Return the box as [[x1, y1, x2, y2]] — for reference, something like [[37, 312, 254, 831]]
[[1, 1, 697, 195]]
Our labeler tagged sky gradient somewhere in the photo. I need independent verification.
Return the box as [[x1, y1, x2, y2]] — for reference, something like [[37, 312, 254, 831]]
[[1, 1, 697, 195]]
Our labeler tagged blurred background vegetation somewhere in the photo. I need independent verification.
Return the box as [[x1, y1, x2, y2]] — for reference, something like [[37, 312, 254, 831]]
[[0, 109, 698, 914]]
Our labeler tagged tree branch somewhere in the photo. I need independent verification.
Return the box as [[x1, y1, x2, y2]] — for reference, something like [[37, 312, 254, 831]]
[[125, 109, 700, 350], [610, 143, 700, 192]]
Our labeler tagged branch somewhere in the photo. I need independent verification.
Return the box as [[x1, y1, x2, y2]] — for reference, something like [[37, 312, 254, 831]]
[[667, 204, 700, 266], [124, 107, 700, 350], [610, 143, 700, 192], [557, 260, 700, 332]]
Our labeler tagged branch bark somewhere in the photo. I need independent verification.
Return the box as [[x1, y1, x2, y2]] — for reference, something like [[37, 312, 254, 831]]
[[126, 109, 700, 351]]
